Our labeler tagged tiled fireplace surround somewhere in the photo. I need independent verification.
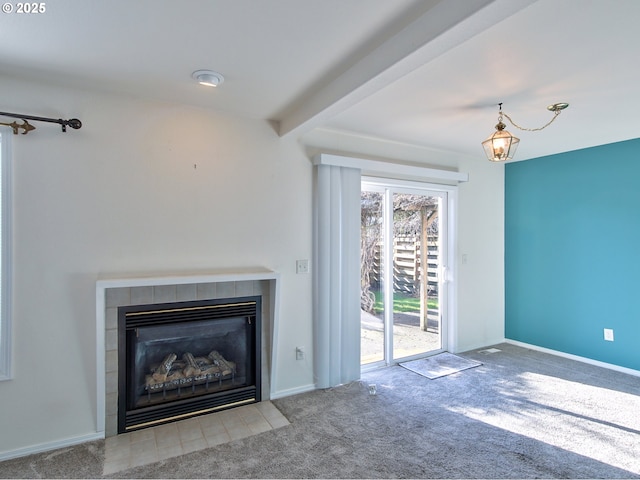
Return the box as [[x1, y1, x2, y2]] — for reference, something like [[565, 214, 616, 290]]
[[96, 269, 279, 437]]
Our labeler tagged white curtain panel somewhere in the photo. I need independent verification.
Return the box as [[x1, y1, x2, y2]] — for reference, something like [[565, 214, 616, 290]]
[[313, 164, 361, 388]]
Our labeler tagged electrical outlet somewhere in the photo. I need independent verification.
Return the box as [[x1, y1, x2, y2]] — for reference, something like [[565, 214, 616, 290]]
[[296, 259, 310, 274], [296, 346, 305, 360], [604, 328, 614, 341]]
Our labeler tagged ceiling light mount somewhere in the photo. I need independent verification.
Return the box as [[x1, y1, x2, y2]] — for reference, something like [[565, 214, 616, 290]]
[[192, 70, 224, 87], [547, 102, 569, 112], [482, 101, 569, 162]]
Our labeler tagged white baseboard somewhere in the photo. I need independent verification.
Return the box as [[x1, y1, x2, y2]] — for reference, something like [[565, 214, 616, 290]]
[[505, 339, 640, 377], [270, 383, 316, 400], [456, 337, 506, 355], [1, 384, 316, 462], [0, 432, 104, 462]]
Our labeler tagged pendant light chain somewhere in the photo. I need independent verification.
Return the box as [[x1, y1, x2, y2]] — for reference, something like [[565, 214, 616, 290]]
[[501, 109, 562, 132]]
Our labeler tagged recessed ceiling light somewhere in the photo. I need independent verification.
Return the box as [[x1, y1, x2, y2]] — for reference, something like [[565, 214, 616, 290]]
[[192, 70, 224, 87]]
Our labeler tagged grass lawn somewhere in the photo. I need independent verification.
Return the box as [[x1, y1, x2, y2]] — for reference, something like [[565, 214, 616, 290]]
[[373, 291, 438, 314]]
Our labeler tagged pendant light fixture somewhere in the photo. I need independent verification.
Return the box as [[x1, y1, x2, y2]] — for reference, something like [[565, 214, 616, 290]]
[[482, 102, 569, 162], [482, 104, 519, 162]]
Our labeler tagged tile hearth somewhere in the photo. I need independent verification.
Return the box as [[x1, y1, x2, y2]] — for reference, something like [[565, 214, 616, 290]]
[[103, 401, 289, 475]]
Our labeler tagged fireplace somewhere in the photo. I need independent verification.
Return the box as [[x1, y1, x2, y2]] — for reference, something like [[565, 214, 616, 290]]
[[118, 295, 261, 433]]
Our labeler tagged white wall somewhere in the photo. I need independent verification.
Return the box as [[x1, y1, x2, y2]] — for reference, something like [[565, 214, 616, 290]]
[[456, 156, 505, 351], [0, 75, 314, 455], [302, 130, 506, 353], [0, 75, 505, 456]]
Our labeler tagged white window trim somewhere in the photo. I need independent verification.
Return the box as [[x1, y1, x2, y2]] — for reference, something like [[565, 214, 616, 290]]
[[313, 153, 469, 185], [0, 126, 13, 381]]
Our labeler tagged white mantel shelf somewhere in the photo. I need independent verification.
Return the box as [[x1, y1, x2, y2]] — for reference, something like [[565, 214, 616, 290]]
[[96, 267, 280, 289]]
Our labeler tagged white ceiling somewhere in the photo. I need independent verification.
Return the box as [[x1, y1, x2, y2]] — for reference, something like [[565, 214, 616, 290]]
[[1, 0, 639, 161]]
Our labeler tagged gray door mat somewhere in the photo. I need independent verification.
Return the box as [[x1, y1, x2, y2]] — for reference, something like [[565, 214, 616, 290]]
[[400, 352, 482, 379]]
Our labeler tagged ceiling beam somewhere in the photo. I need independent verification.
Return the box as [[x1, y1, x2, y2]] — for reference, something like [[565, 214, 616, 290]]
[[278, 0, 538, 138]]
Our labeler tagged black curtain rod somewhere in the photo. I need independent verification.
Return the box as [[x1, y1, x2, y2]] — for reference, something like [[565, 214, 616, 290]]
[[0, 110, 82, 133]]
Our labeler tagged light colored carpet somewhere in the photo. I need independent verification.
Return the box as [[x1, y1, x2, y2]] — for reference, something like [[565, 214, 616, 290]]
[[1, 343, 639, 478], [400, 351, 482, 379]]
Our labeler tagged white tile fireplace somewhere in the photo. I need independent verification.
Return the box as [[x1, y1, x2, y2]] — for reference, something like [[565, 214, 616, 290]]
[[96, 268, 280, 437]]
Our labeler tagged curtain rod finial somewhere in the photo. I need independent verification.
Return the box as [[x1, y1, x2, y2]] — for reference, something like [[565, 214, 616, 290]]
[[68, 118, 82, 130]]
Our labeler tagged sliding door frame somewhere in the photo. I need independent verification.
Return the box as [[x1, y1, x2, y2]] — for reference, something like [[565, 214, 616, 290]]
[[362, 176, 458, 368]]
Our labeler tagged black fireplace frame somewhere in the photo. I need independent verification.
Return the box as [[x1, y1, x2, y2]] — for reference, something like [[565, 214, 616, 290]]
[[117, 295, 261, 433]]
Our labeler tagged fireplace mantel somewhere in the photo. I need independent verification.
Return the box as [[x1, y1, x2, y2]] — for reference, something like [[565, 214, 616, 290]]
[[96, 267, 279, 288], [95, 268, 280, 436]]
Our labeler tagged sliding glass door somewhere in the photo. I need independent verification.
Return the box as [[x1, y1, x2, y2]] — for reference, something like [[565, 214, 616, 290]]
[[361, 181, 448, 367]]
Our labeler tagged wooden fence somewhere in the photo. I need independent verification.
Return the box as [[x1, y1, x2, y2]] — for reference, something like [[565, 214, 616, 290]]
[[370, 235, 439, 297]]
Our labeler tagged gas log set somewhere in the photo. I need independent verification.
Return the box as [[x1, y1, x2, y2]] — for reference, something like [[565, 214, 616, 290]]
[[146, 350, 236, 395]]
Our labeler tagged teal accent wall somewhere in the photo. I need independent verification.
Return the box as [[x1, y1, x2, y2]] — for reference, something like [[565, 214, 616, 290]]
[[505, 138, 640, 371]]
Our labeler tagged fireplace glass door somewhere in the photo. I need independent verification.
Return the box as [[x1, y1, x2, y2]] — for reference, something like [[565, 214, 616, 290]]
[[118, 297, 261, 432]]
